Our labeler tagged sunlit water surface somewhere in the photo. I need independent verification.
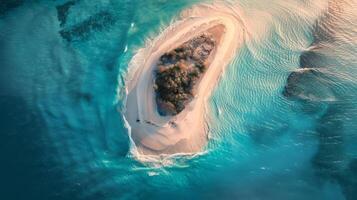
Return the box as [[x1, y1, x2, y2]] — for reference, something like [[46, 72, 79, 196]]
[[0, 0, 356, 199]]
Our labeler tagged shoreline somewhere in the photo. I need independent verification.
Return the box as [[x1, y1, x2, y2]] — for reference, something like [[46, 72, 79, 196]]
[[124, 4, 244, 156]]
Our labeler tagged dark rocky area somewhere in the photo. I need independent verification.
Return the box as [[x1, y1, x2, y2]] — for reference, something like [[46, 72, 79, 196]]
[[56, 0, 77, 27], [0, 0, 23, 16], [154, 34, 216, 116], [59, 11, 116, 42], [282, 2, 357, 199], [282, 68, 321, 98]]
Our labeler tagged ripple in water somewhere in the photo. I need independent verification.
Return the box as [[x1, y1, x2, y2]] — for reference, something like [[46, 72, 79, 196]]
[[0, 0, 356, 199]]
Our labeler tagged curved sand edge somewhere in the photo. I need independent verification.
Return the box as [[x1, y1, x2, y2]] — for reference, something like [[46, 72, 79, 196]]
[[124, 3, 244, 157]]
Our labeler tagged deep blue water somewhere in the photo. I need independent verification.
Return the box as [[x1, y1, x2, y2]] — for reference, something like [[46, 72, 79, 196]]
[[0, 0, 356, 200]]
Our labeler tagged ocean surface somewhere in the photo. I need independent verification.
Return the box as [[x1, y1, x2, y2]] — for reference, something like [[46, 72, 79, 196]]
[[0, 0, 356, 199]]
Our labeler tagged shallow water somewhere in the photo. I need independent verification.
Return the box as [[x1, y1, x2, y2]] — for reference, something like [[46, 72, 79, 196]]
[[0, 0, 356, 199]]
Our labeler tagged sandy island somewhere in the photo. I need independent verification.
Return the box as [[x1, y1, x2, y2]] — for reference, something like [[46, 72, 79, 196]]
[[124, 4, 244, 156]]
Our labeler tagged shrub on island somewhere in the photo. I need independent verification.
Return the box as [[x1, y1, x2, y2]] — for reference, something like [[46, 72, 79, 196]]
[[154, 34, 215, 116]]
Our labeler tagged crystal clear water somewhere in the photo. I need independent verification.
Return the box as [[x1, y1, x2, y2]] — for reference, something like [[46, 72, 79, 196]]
[[0, 0, 356, 199]]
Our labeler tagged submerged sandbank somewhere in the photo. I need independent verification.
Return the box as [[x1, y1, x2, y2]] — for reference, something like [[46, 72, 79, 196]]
[[124, 4, 244, 156]]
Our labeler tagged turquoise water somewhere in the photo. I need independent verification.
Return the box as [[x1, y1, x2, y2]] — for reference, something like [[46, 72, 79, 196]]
[[0, 0, 356, 199]]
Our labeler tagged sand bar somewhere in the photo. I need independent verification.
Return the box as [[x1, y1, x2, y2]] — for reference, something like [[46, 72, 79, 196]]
[[124, 4, 244, 156]]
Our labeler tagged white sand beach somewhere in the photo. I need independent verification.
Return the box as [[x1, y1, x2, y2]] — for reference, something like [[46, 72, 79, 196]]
[[124, 4, 244, 156]]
